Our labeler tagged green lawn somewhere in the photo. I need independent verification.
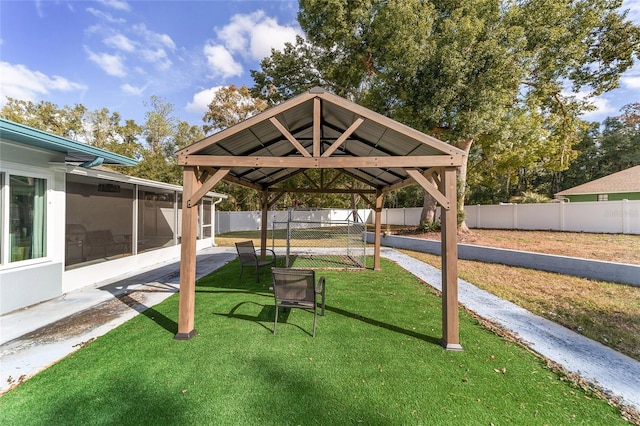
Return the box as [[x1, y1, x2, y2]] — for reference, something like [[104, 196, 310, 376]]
[[0, 259, 628, 425]]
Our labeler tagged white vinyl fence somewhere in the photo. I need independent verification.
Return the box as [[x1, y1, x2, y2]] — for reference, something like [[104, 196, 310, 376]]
[[464, 200, 640, 234], [215, 201, 640, 235], [215, 209, 371, 235]]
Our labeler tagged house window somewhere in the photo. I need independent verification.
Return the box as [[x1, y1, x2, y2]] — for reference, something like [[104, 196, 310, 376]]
[[597, 194, 608, 202], [9, 175, 47, 262]]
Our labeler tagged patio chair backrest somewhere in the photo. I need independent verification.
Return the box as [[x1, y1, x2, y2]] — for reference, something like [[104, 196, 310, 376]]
[[235, 240, 257, 262], [272, 268, 316, 304]]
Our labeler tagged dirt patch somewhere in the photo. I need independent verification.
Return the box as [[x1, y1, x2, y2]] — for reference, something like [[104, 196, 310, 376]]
[[5, 291, 150, 348], [393, 228, 640, 265]]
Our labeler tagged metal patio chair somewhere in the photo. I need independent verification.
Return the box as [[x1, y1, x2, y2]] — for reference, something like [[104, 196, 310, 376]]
[[271, 268, 326, 337], [235, 240, 276, 282]]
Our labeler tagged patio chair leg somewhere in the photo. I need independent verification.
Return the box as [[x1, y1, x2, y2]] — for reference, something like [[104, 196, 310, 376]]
[[274, 306, 278, 335], [312, 308, 317, 338]]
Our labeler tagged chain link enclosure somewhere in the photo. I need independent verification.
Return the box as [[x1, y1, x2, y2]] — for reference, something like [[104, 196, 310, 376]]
[[272, 209, 367, 269]]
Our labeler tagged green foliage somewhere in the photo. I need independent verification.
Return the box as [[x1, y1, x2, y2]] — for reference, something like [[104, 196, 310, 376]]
[[202, 85, 268, 135], [457, 208, 467, 226], [418, 220, 440, 232], [252, 0, 640, 209], [509, 191, 552, 204], [560, 104, 640, 191], [0, 97, 87, 139]]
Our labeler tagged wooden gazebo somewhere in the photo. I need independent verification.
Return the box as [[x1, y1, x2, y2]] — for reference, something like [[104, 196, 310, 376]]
[[175, 87, 465, 350]]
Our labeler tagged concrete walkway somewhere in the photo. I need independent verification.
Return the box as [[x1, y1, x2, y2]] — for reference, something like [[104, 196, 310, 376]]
[[0, 246, 237, 394], [1, 246, 638, 413]]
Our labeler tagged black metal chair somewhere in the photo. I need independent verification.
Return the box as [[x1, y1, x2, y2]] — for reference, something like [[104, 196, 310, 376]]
[[271, 268, 326, 337], [235, 241, 276, 282]]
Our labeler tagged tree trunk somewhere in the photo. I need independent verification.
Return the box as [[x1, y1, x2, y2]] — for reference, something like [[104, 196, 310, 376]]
[[454, 138, 474, 233], [420, 138, 474, 233], [419, 174, 438, 224]]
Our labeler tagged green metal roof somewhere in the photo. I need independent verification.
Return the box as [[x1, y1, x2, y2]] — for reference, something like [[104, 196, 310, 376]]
[[0, 118, 138, 166]]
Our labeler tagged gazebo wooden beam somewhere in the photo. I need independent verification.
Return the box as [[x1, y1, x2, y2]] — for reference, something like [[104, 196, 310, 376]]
[[175, 166, 201, 340], [187, 168, 230, 207], [374, 189, 384, 270], [267, 187, 376, 195], [178, 155, 462, 168], [440, 166, 462, 351], [322, 117, 365, 157], [405, 169, 450, 210]]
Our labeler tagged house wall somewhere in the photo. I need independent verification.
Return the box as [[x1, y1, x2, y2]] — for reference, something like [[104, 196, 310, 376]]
[[564, 192, 640, 202], [0, 142, 66, 314], [1, 139, 223, 315]]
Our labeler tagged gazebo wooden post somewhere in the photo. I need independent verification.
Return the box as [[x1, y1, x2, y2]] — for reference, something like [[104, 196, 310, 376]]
[[260, 190, 269, 259], [175, 166, 199, 340], [440, 166, 462, 351], [374, 189, 383, 270]]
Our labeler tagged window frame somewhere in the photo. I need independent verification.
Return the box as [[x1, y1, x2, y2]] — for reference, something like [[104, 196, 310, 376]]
[[0, 164, 53, 268]]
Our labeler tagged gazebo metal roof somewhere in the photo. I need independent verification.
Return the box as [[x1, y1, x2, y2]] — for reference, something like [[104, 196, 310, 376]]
[[177, 87, 463, 195]]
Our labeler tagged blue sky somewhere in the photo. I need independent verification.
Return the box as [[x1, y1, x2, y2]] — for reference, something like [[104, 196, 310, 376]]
[[1, 0, 640, 129]]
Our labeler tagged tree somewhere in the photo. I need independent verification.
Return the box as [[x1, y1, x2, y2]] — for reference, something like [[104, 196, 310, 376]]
[[133, 96, 205, 185], [560, 104, 640, 190], [252, 0, 640, 228], [202, 85, 268, 135], [1, 97, 87, 139]]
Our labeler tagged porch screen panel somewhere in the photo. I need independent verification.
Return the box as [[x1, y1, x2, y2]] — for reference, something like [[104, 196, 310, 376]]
[[65, 175, 134, 267], [202, 198, 212, 238], [138, 187, 177, 253]]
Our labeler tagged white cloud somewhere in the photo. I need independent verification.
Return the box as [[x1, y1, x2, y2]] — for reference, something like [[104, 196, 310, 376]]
[[248, 17, 300, 60], [97, 0, 131, 12], [86, 7, 126, 24], [133, 24, 176, 51], [85, 47, 126, 77], [186, 86, 222, 115], [0, 62, 87, 104], [121, 83, 145, 96], [215, 11, 301, 61], [622, 75, 640, 89], [104, 33, 135, 52], [621, 62, 640, 89], [203, 44, 243, 79], [140, 48, 172, 70], [581, 97, 616, 119]]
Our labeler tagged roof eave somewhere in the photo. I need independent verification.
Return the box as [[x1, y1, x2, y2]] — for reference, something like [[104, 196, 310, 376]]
[[0, 118, 138, 166]]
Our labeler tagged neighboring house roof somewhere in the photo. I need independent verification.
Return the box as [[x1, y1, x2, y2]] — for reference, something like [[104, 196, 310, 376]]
[[556, 165, 640, 196], [0, 118, 138, 166]]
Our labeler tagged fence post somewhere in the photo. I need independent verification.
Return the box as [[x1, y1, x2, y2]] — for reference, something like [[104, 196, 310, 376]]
[[513, 204, 518, 229], [623, 199, 629, 234], [560, 201, 565, 231]]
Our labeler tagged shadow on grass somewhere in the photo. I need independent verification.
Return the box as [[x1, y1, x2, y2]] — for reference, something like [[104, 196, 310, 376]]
[[31, 373, 187, 425], [213, 298, 440, 345], [325, 305, 441, 345]]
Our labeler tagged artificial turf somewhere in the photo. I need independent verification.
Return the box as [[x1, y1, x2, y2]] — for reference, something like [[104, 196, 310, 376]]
[[0, 258, 628, 425]]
